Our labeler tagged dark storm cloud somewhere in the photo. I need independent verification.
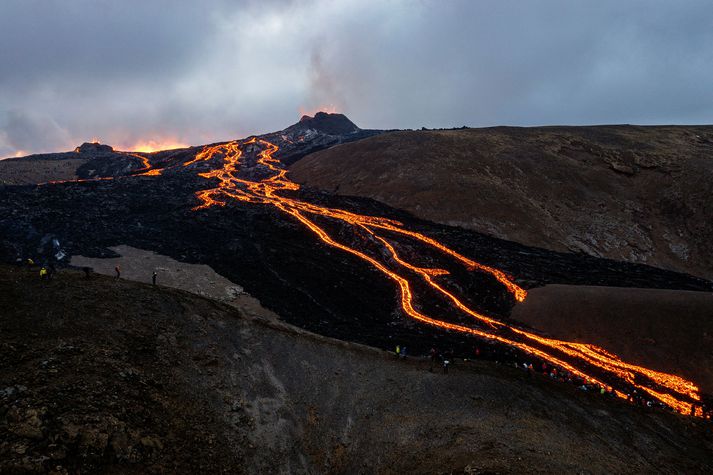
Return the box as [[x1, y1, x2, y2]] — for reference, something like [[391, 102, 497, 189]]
[[1, 0, 712, 157]]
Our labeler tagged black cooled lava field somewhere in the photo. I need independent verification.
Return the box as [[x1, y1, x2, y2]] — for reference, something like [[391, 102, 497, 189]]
[[1, 113, 711, 415]]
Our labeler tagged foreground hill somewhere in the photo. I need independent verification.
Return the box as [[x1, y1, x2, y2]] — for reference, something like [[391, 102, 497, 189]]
[[1, 265, 712, 473], [289, 125, 713, 279]]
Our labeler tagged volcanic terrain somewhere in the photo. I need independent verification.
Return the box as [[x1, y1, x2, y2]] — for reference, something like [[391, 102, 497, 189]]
[[290, 126, 713, 279], [1, 266, 712, 473], [1, 113, 712, 472]]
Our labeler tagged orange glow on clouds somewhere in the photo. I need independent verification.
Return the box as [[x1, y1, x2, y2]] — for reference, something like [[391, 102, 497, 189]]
[[299, 104, 339, 117], [124, 139, 189, 153]]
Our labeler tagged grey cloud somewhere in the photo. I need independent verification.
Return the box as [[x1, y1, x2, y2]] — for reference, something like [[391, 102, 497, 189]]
[[0, 0, 213, 87], [304, 47, 347, 113], [0, 110, 72, 156], [1, 0, 712, 157]]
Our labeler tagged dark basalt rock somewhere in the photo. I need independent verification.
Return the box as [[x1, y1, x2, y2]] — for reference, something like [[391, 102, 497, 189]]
[[74, 142, 115, 155], [72, 142, 136, 179], [285, 112, 360, 136], [273, 114, 381, 167], [1, 115, 711, 365]]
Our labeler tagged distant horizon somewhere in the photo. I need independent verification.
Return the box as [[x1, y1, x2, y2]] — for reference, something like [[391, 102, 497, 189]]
[[2, 0, 712, 158], [4, 113, 713, 159]]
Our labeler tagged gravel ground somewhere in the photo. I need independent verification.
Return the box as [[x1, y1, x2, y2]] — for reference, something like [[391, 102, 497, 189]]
[[2, 265, 712, 473]]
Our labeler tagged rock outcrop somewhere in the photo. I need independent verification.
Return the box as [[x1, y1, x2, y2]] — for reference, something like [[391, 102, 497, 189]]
[[73, 142, 115, 155], [286, 111, 360, 136]]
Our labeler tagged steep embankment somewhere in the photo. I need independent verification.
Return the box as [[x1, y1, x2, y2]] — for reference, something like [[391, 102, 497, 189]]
[[289, 126, 713, 279], [1, 265, 712, 473]]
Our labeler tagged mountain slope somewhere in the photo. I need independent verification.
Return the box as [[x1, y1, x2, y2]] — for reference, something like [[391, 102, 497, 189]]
[[1, 265, 711, 473], [289, 125, 713, 279], [1, 116, 711, 424]]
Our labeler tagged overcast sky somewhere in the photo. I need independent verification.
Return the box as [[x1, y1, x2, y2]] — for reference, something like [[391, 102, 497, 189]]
[[1, 0, 712, 157]]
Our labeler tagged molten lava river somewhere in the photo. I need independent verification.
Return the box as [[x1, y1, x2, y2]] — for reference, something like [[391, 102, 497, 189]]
[[52, 137, 708, 417]]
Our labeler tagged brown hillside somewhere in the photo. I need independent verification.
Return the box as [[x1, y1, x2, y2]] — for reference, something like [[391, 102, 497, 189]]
[[2, 265, 712, 473], [289, 126, 713, 279], [0, 158, 87, 185]]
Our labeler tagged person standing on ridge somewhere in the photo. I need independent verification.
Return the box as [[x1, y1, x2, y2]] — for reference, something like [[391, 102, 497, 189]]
[[152, 271, 157, 286], [429, 347, 437, 372], [115, 265, 121, 280]]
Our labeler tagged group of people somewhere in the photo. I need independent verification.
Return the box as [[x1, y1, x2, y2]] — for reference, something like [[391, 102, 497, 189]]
[[114, 266, 158, 285], [26, 258, 159, 286], [429, 347, 455, 374], [515, 358, 712, 418], [394, 345, 453, 373], [27, 258, 56, 281], [519, 359, 618, 395], [393, 341, 711, 420]]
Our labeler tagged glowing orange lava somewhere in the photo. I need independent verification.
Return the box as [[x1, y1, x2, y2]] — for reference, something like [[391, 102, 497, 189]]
[[187, 138, 704, 417], [35, 134, 706, 417]]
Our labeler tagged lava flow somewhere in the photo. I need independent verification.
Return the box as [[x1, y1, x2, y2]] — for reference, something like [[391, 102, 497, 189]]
[[186, 138, 704, 417]]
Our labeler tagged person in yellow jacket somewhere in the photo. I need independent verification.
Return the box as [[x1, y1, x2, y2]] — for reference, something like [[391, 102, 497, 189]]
[[39, 267, 48, 280]]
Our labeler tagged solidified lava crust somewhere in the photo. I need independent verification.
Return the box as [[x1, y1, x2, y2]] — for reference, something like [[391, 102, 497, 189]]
[[1, 124, 711, 415]]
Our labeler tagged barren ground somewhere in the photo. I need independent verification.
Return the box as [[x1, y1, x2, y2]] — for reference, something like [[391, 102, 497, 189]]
[[0, 159, 87, 185], [70, 245, 278, 321], [1, 265, 712, 473]]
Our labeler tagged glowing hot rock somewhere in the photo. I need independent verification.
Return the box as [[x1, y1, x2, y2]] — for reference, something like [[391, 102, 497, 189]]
[[186, 138, 704, 417]]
